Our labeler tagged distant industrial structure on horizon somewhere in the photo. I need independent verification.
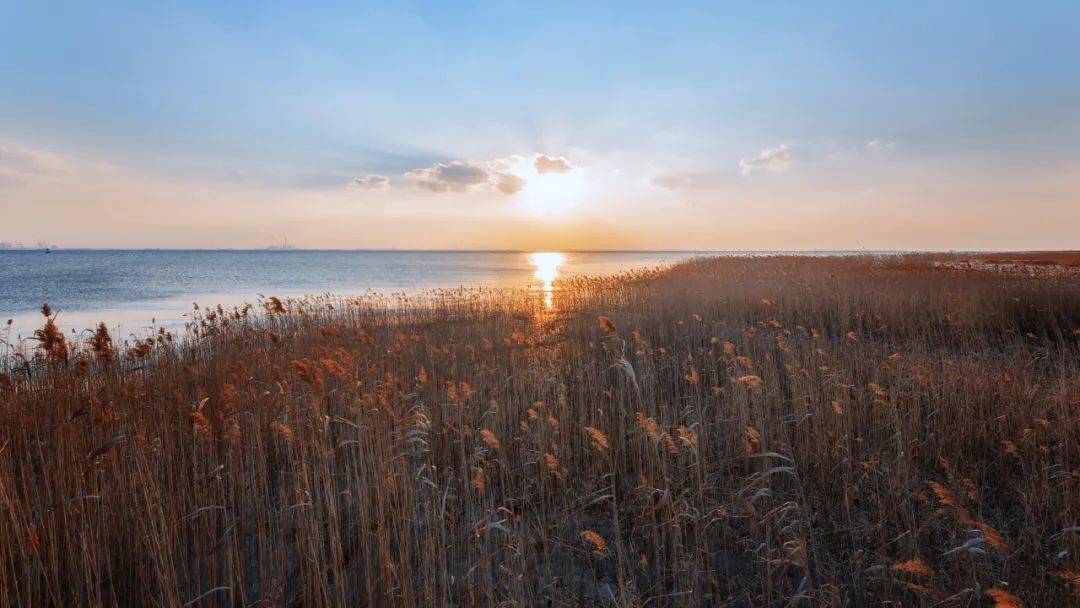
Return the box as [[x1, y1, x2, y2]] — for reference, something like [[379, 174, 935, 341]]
[[265, 237, 296, 251], [0, 241, 60, 250]]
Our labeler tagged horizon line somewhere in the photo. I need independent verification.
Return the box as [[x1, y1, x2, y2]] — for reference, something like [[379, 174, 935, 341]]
[[2, 247, 1078, 254]]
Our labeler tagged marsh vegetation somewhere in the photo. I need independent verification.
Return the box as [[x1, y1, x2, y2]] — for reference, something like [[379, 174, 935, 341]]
[[1, 255, 1077, 606]]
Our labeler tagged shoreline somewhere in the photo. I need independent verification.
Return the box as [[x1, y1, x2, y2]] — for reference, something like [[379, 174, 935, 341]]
[[4, 250, 1076, 341], [1, 250, 701, 341]]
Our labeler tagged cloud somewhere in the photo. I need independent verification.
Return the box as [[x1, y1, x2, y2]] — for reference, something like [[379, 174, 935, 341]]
[[406, 159, 530, 196], [349, 174, 390, 189], [650, 175, 695, 189], [0, 143, 305, 248], [407, 161, 492, 192], [495, 171, 525, 195], [649, 173, 722, 190], [739, 144, 790, 176], [866, 139, 896, 151], [366, 152, 574, 197], [0, 146, 64, 170], [0, 145, 118, 189], [534, 154, 573, 174], [0, 147, 59, 187]]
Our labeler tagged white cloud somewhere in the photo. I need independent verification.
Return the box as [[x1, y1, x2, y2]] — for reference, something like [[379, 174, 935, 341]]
[[534, 154, 573, 174], [866, 139, 896, 151], [405, 156, 545, 196], [356, 152, 576, 197], [407, 161, 494, 192], [739, 144, 790, 176], [349, 174, 390, 189]]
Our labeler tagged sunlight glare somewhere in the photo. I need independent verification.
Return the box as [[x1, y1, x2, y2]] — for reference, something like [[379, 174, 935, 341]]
[[519, 171, 587, 217], [529, 251, 566, 309]]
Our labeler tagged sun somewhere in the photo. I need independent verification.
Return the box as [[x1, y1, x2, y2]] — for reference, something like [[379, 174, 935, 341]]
[[520, 173, 586, 217], [517, 168, 587, 218]]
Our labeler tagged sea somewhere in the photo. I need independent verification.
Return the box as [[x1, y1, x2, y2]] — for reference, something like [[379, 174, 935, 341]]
[[0, 249, 706, 341]]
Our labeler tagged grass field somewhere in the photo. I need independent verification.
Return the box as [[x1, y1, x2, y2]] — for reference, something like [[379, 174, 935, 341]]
[[1, 254, 1078, 606]]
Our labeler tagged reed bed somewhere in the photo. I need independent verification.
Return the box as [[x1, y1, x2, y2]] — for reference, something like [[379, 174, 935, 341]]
[[0, 255, 1077, 606]]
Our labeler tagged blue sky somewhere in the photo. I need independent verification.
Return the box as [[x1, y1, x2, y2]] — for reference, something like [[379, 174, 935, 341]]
[[1, 2, 1078, 249]]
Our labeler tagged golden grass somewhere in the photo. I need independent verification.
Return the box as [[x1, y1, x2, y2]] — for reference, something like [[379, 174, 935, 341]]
[[0, 254, 1078, 606]]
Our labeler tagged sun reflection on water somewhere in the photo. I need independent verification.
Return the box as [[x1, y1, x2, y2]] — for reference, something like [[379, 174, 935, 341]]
[[528, 252, 566, 309]]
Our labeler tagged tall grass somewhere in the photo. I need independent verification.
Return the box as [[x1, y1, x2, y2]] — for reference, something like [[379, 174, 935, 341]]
[[0, 255, 1077, 606]]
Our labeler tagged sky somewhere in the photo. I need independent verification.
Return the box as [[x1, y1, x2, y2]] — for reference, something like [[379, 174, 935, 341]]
[[1, 1, 1078, 250]]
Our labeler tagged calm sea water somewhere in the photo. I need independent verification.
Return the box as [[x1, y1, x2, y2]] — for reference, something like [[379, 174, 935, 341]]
[[0, 249, 701, 339]]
